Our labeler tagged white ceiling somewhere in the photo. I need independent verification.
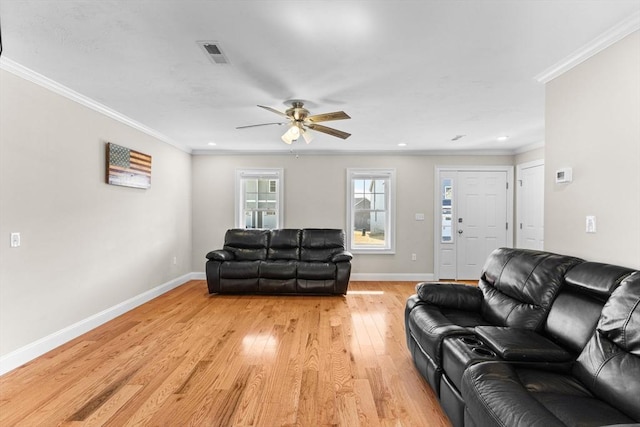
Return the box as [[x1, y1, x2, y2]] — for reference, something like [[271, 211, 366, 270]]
[[1, 1, 639, 154]]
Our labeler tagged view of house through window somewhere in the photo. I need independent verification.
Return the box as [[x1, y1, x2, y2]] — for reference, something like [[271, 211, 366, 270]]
[[236, 169, 283, 229], [347, 169, 396, 253]]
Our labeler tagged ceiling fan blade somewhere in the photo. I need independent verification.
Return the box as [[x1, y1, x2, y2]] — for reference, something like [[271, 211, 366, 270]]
[[306, 123, 351, 139], [306, 111, 350, 123], [236, 122, 287, 129], [257, 105, 289, 118]]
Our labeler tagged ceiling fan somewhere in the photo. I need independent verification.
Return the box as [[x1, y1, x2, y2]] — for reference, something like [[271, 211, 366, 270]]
[[237, 101, 351, 144]]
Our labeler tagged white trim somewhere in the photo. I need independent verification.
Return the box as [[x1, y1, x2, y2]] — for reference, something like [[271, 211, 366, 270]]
[[0, 57, 191, 154], [535, 12, 640, 83], [346, 168, 397, 254], [515, 159, 545, 249], [350, 273, 434, 282], [514, 141, 545, 155], [0, 273, 198, 376], [192, 148, 523, 156], [433, 166, 514, 280], [235, 168, 284, 229]]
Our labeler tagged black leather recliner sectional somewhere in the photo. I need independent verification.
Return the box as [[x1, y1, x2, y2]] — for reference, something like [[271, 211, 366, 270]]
[[405, 247, 640, 427], [206, 228, 352, 295]]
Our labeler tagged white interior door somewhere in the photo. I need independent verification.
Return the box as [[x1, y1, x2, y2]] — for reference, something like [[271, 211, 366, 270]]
[[517, 161, 544, 250], [456, 171, 508, 279], [436, 168, 511, 280]]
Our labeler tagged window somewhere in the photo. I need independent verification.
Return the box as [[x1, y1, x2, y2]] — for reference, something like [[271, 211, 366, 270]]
[[347, 168, 396, 253], [235, 169, 283, 229]]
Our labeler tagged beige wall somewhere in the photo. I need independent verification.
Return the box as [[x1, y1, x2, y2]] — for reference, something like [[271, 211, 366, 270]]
[[545, 31, 640, 268], [0, 70, 193, 356], [191, 154, 514, 276]]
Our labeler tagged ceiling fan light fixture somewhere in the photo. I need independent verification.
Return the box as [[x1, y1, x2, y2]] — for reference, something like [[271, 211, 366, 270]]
[[282, 125, 301, 144], [281, 132, 294, 145], [301, 129, 314, 144], [289, 125, 301, 139]]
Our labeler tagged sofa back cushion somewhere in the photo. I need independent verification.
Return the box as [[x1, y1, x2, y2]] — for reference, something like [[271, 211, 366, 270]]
[[544, 263, 635, 353], [300, 229, 345, 262], [573, 271, 640, 421], [223, 229, 269, 260], [598, 271, 640, 355], [479, 248, 583, 330], [268, 229, 301, 260]]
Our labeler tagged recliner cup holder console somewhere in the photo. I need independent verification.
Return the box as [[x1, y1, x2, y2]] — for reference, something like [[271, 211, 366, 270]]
[[470, 346, 496, 357], [460, 336, 483, 346], [457, 335, 496, 359]]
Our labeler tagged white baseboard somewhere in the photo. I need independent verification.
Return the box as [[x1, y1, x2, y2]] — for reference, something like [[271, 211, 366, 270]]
[[350, 273, 434, 282], [191, 271, 431, 282], [0, 272, 198, 376]]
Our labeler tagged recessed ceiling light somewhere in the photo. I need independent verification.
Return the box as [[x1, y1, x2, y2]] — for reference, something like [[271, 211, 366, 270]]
[[497, 135, 509, 141], [208, 142, 217, 146], [398, 143, 407, 147]]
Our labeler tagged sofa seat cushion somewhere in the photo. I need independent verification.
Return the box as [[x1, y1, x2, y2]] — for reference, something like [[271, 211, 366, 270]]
[[260, 260, 297, 279], [297, 262, 336, 280], [220, 260, 260, 279], [461, 362, 636, 427]]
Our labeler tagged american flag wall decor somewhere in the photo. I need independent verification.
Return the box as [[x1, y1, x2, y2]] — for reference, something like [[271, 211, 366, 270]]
[[106, 143, 152, 189]]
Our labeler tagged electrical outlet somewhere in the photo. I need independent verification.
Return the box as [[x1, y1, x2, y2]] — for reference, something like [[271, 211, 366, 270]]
[[586, 216, 596, 233], [411, 253, 417, 261], [173, 256, 177, 265], [10, 232, 20, 248]]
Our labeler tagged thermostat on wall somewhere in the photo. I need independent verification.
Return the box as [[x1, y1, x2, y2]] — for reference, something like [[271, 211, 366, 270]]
[[555, 168, 573, 183]]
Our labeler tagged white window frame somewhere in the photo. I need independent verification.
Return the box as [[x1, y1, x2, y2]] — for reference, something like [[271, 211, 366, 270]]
[[235, 168, 284, 229], [346, 168, 396, 254]]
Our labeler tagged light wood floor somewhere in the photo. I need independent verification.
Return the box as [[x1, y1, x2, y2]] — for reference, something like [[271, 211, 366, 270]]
[[0, 281, 451, 427]]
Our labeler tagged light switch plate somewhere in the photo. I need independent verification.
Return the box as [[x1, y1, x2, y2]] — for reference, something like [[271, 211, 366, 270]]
[[415, 213, 425, 221], [586, 216, 596, 233]]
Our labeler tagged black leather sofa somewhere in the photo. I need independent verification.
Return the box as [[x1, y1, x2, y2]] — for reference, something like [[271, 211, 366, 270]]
[[405, 248, 640, 427], [206, 228, 352, 295]]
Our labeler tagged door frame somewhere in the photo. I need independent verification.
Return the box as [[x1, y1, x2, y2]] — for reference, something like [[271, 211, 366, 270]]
[[515, 159, 544, 249], [433, 165, 514, 280]]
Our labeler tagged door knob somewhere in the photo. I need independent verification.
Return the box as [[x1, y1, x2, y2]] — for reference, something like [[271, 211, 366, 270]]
[[458, 230, 463, 234]]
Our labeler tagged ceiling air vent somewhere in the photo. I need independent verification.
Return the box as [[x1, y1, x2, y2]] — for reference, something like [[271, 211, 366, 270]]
[[197, 41, 229, 65]]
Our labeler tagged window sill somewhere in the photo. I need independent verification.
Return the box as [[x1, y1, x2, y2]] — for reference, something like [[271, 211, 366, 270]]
[[350, 248, 396, 255]]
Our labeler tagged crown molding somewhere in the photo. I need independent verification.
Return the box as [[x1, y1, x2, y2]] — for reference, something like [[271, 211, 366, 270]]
[[535, 11, 640, 83], [0, 57, 192, 154], [191, 148, 520, 156], [514, 140, 545, 154]]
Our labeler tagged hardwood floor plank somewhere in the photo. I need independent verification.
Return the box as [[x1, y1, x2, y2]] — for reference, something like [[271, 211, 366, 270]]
[[0, 281, 451, 426]]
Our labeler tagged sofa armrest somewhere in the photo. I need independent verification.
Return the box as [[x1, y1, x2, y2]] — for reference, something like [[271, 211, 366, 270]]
[[475, 326, 573, 362], [416, 282, 482, 311], [332, 251, 353, 263], [206, 249, 234, 261]]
